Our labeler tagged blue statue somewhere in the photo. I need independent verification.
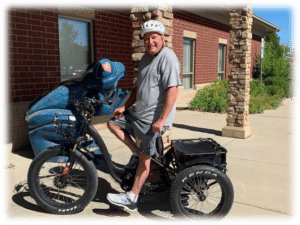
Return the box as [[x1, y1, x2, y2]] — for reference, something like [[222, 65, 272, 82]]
[[25, 59, 129, 161]]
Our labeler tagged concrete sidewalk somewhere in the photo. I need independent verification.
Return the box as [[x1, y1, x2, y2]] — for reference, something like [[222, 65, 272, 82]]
[[6, 98, 294, 221]]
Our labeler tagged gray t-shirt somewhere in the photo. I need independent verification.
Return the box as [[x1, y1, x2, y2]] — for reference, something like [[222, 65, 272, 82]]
[[129, 47, 181, 126]]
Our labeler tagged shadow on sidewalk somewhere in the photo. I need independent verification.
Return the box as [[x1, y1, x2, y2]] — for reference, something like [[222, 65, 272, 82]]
[[173, 123, 222, 136], [12, 147, 35, 160], [12, 177, 120, 216]]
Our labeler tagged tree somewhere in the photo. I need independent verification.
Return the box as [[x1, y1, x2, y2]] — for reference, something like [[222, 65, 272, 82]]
[[261, 32, 291, 97], [59, 21, 89, 75]]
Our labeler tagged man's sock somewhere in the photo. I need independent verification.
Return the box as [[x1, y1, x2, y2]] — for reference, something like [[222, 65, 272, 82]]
[[127, 191, 138, 203], [133, 152, 138, 157]]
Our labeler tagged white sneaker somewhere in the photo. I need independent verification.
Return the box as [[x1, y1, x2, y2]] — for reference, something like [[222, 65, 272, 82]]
[[107, 192, 137, 211], [125, 155, 139, 169]]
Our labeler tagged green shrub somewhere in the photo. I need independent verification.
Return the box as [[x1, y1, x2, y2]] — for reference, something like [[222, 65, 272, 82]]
[[189, 79, 228, 113], [249, 79, 282, 114], [189, 78, 283, 114]]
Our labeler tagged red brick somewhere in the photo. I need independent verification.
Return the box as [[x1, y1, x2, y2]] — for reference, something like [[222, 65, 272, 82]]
[[19, 72, 35, 78], [31, 89, 45, 95], [19, 61, 34, 66], [28, 42, 43, 49], [42, 32, 55, 39], [14, 66, 29, 72], [30, 78, 43, 83], [34, 61, 47, 66], [42, 21, 55, 28], [30, 66, 44, 72], [28, 31, 41, 37], [47, 50, 59, 55], [11, 84, 20, 90], [15, 23, 31, 30], [46, 16, 58, 23], [33, 49, 47, 55], [34, 72, 47, 77], [31, 25, 46, 32], [14, 78, 30, 84], [13, 54, 28, 60], [18, 48, 32, 54], [35, 83, 49, 89], [46, 27, 58, 33], [28, 55, 42, 60], [46, 66, 58, 71], [42, 11, 56, 17], [11, 16, 27, 24], [16, 89, 31, 96], [45, 77, 58, 83], [27, 18, 41, 26], [21, 95, 35, 102], [14, 11, 31, 19], [32, 37, 46, 43], [43, 55, 56, 61], [31, 14, 45, 21], [48, 61, 60, 66], [46, 39, 59, 45], [17, 36, 32, 42], [12, 42, 27, 48], [43, 44, 56, 50]]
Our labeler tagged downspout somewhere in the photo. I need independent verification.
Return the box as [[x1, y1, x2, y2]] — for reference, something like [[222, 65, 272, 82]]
[[260, 38, 264, 84]]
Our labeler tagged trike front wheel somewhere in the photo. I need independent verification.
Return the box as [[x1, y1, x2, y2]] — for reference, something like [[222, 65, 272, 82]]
[[169, 165, 234, 220], [27, 146, 98, 214]]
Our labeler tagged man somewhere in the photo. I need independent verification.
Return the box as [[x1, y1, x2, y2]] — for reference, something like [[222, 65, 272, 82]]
[[106, 20, 181, 211]]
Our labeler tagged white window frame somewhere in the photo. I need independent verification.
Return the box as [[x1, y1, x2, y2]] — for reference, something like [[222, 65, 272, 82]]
[[218, 44, 226, 80], [183, 37, 195, 90]]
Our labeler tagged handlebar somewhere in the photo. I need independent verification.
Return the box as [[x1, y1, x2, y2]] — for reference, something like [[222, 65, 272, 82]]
[[73, 97, 103, 117]]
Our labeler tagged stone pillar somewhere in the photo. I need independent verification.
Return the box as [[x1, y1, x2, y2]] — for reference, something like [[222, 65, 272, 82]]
[[130, 4, 174, 150], [222, 6, 253, 139]]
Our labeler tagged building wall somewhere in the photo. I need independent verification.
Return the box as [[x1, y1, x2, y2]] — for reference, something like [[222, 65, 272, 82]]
[[172, 10, 262, 107], [9, 8, 135, 104], [173, 9, 231, 85], [251, 34, 263, 76], [93, 10, 135, 90]]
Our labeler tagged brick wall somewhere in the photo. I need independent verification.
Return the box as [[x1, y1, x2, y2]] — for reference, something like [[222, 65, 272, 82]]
[[93, 10, 135, 91], [173, 9, 231, 85], [173, 9, 261, 85], [251, 34, 263, 77], [9, 8, 61, 103], [9, 8, 135, 104]]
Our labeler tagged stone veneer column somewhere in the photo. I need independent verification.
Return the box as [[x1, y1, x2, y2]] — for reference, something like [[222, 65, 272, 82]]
[[222, 7, 253, 139], [130, 4, 174, 150]]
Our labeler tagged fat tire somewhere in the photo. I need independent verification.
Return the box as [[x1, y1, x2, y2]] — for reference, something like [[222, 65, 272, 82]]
[[27, 146, 98, 214], [169, 165, 234, 220]]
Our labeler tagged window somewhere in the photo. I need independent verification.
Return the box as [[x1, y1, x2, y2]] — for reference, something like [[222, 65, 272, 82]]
[[218, 44, 226, 80], [59, 17, 92, 81], [183, 38, 195, 89]]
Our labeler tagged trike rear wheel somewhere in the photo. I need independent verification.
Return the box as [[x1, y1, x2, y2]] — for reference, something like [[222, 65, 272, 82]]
[[27, 146, 98, 214], [169, 165, 234, 220]]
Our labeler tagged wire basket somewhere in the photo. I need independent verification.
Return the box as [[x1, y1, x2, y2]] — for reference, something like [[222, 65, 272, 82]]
[[53, 114, 78, 139]]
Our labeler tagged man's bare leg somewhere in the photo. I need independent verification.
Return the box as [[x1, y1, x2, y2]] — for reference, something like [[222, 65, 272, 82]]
[[107, 121, 137, 153], [131, 152, 151, 195]]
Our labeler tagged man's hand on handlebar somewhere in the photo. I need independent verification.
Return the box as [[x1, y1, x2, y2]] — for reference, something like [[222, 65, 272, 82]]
[[113, 106, 126, 119]]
